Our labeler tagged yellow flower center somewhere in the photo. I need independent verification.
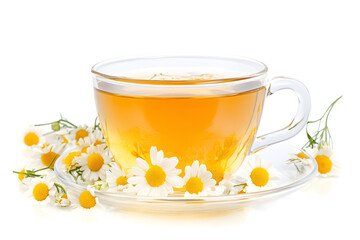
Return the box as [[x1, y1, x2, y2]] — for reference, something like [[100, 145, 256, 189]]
[[145, 165, 166, 187], [75, 129, 88, 142], [63, 151, 81, 169], [33, 183, 49, 201], [61, 194, 68, 199], [297, 152, 309, 159], [24, 132, 39, 146], [87, 153, 104, 171], [250, 167, 269, 187], [81, 146, 89, 153], [116, 176, 128, 186], [185, 177, 204, 194], [41, 152, 59, 167], [315, 155, 332, 174], [18, 169, 26, 182], [79, 191, 96, 209], [94, 140, 103, 146]]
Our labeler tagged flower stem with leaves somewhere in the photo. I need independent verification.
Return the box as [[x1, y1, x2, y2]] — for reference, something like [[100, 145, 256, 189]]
[[35, 115, 78, 132], [302, 95, 342, 150]]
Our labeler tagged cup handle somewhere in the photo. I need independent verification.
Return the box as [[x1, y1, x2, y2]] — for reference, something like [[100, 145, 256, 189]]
[[250, 76, 311, 153]]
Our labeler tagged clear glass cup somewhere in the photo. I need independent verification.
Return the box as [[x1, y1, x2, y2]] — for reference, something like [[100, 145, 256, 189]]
[[91, 56, 311, 182]]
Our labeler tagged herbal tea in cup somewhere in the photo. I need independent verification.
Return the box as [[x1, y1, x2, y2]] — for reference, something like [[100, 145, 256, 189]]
[[92, 56, 310, 183]]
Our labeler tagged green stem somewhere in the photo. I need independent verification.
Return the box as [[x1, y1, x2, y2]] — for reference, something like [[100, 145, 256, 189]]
[[307, 95, 343, 124], [293, 163, 301, 173], [34, 121, 57, 127], [12, 171, 42, 178], [13, 155, 58, 179], [94, 117, 98, 129], [60, 119, 77, 128], [33, 155, 57, 172], [302, 95, 342, 150], [34, 117, 78, 129], [54, 183, 67, 194]]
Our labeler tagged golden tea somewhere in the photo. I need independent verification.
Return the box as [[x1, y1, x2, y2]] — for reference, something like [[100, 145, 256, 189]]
[[94, 83, 266, 183], [92, 57, 311, 186]]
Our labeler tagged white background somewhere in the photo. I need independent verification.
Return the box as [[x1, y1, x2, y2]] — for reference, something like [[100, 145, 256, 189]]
[[1, 0, 359, 239]]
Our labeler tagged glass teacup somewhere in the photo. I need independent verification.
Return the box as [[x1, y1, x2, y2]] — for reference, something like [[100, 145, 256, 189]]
[[91, 56, 310, 183]]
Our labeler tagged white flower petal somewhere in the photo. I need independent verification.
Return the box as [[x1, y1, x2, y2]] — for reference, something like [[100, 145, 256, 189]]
[[208, 179, 216, 187], [185, 165, 191, 176], [137, 185, 152, 196], [159, 157, 179, 171], [191, 161, 199, 177], [167, 157, 179, 169], [150, 146, 158, 165], [201, 171, 213, 181], [254, 156, 262, 167], [261, 160, 272, 169], [157, 187, 167, 197], [157, 150, 164, 162], [136, 158, 149, 170], [165, 168, 181, 176], [128, 176, 147, 185], [162, 182, 173, 193], [166, 176, 184, 188], [131, 168, 145, 177], [149, 187, 159, 197], [198, 164, 207, 177]]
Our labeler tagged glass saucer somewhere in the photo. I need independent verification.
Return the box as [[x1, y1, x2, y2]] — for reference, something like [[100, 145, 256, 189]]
[[54, 143, 317, 213]]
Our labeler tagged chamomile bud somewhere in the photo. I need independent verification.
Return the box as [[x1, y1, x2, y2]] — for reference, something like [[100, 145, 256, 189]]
[[55, 193, 71, 207], [51, 122, 61, 131]]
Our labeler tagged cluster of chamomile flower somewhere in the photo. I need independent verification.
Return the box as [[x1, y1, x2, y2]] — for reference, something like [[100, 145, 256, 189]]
[[286, 96, 342, 177], [16, 117, 108, 209], [16, 94, 341, 210], [15, 117, 284, 209], [287, 143, 339, 177]]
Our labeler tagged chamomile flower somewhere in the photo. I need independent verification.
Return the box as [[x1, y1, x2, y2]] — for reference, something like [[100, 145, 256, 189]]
[[69, 125, 92, 144], [23, 126, 44, 147], [287, 150, 313, 174], [219, 173, 248, 195], [78, 187, 97, 209], [55, 192, 71, 207], [62, 151, 82, 170], [128, 146, 183, 197], [106, 163, 132, 191], [183, 160, 216, 196], [74, 145, 111, 183], [78, 129, 105, 153], [241, 156, 281, 192], [28, 175, 55, 202], [311, 144, 339, 177], [30, 144, 66, 169]]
